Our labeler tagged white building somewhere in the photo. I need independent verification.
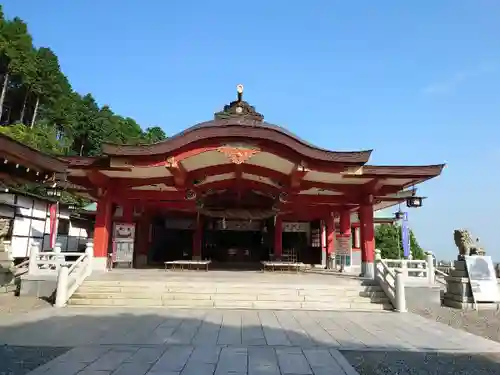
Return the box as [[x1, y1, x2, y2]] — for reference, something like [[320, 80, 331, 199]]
[[0, 190, 93, 259]]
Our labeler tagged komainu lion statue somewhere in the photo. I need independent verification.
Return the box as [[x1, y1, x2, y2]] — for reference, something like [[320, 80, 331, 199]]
[[454, 229, 485, 260]]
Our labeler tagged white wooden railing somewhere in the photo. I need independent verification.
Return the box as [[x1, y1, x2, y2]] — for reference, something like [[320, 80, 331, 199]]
[[434, 268, 448, 285], [374, 249, 406, 312], [54, 241, 93, 307], [13, 259, 29, 277], [379, 252, 435, 285]]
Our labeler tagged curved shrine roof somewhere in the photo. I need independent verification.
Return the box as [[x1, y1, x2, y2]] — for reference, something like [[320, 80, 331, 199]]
[[102, 117, 372, 164], [101, 87, 372, 164], [0, 134, 67, 173]]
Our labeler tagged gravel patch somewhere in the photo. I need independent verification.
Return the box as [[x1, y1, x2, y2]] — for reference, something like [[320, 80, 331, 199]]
[[342, 350, 500, 375], [405, 286, 500, 343], [0, 346, 70, 375]]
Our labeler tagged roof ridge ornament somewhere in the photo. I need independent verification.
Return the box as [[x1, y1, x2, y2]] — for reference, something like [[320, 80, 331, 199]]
[[214, 84, 264, 122]]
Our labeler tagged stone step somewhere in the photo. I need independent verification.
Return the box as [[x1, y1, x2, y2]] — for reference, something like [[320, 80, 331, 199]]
[[76, 285, 383, 294], [71, 291, 389, 303], [83, 280, 379, 287], [68, 297, 393, 311]]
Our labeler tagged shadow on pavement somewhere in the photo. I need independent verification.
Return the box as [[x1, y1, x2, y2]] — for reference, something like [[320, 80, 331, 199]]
[[0, 308, 499, 374]]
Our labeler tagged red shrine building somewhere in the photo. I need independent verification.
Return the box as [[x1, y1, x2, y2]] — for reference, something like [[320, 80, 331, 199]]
[[65, 86, 444, 278]]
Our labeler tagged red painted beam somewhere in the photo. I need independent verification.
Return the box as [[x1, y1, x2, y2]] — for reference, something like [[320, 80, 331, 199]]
[[121, 142, 351, 173], [165, 157, 187, 188], [290, 163, 308, 189], [86, 170, 110, 187]]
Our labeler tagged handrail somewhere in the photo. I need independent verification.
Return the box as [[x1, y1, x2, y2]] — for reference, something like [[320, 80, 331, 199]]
[[13, 259, 29, 277], [67, 254, 85, 274], [434, 268, 448, 285], [435, 268, 448, 277], [374, 250, 407, 312], [54, 241, 93, 307], [379, 252, 436, 285]]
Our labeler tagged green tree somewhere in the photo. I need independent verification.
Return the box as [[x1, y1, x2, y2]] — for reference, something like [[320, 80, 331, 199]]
[[0, 14, 36, 120], [375, 224, 425, 260], [142, 126, 166, 143], [30, 47, 70, 127], [0, 122, 68, 154], [0, 9, 170, 207]]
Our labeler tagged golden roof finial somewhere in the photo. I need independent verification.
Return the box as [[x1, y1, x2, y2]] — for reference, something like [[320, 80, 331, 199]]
[[236, 84, 244, 101]]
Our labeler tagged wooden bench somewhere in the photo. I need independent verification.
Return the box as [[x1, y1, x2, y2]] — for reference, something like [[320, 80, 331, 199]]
[[164, 260, 211, 271], [261, 261, 305, 273]]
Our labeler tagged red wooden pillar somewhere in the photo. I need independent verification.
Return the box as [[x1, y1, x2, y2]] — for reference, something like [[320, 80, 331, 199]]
[[274, 216, 283, 259], [93, 196, 112, 271], [192, 214, 203, 260], [359, 204, 375, 278], [339, 209, 351, 237], [326, 215, 335, 268]]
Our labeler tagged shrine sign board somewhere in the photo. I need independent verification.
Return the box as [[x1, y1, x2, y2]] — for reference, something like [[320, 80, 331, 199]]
[[112, 223, 136, 264], [336, 236, 351, 256], [464, 256, 500, 303]]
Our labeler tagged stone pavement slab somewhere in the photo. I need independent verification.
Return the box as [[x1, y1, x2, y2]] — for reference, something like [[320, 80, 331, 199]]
[[0, 346, 70, 375], [0, 307, 499, 374]]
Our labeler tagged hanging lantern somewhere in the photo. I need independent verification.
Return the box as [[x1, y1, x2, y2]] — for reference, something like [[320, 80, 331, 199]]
[[279, 192, 288, 203], [406, 196, 423, 208], [185, 189, 197, 200], [394, 210, 406, 220]]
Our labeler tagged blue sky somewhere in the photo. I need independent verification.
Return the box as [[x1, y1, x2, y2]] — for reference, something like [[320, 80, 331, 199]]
[[4, 1, 500, 261]]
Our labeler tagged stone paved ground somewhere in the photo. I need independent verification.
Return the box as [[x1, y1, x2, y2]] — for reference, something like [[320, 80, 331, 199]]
[[1, 307, 500, 374], [0, 294, 51, 314], [405, 286, 500, 344], [0, 346, 70, 375]]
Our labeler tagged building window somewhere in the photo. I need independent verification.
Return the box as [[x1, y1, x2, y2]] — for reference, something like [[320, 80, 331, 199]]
[[311, 228, 321, 247], [57, 219, 70, 235]]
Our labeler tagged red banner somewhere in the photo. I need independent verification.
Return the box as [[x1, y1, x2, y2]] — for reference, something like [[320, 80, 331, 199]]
[[49, 203, 58, 249]]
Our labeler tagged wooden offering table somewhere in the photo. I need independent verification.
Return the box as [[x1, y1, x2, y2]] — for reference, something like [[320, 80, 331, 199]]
[[164, 260, 212, 271], [261, 261, 305, 273]]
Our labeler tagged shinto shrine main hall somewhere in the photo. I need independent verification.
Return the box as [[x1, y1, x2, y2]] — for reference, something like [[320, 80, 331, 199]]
[[65, 86, 443, 278]]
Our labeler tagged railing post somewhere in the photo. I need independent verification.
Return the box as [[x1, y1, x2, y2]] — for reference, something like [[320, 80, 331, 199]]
[[395, 270, 407, 312], [55, 265, 69, 307], [401, 259, 408, 279], [85, 240, 94, 276], [53, 242, 64, 271], [28, 242, 39, 275], [374, 249, 381, 280], [426, 251, 435, 285]]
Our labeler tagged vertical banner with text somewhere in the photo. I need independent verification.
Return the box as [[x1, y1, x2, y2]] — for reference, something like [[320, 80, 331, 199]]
[[401, 212, 410, 258], [49, 203, 58, 249]]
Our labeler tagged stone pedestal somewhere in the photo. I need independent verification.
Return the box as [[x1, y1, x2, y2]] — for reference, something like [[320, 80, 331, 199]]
[[443, 260, 499, 310], [0, 242, 15, 294]]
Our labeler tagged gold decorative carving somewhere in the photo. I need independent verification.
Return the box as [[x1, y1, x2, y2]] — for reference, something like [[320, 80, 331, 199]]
[[217, 146, 260, 164], [341, 166, 363, 175], [165, 156, 178, 168]]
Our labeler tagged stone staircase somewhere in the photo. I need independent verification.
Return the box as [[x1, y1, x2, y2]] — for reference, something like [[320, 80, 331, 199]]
[[68, 276, 393, 311]]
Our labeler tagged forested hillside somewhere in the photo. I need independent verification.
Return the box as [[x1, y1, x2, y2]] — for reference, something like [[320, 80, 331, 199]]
[[0, 5, 166, 157]]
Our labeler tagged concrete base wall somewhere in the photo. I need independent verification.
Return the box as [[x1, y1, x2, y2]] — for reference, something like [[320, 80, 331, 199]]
[[19, 274, 58, 300], [361, 262, 375, 279], [92, 257, 107, 272]]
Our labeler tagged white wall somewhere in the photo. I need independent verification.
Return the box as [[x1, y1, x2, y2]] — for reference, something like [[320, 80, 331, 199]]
[[0, 193, 91, 258]]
